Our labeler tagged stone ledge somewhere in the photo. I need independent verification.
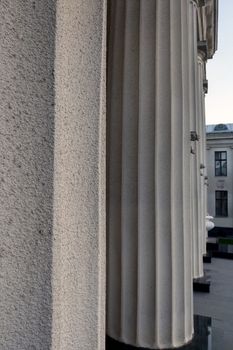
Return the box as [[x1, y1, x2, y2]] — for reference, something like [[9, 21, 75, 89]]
[[193, 277, 210, 293]]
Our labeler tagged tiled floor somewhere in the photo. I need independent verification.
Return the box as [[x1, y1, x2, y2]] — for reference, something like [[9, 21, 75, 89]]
[[194, 258, 233, 350]]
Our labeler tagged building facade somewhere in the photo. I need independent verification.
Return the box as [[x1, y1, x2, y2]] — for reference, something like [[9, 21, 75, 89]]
[[206, 124, 233, 236], [0, 0, 218, 349]]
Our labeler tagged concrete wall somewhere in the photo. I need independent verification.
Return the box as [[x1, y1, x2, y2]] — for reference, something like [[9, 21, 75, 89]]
[[0, 0, 56, 348], [0, 1, 106, 349], [51, 1, 106, 349]]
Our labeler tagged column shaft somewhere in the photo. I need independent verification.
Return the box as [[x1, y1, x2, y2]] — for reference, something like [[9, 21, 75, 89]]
[[197, 55, 208, 254], [107, 1, 193, 348], [195, 58, 204, 259], [190, 2, 204, 278]]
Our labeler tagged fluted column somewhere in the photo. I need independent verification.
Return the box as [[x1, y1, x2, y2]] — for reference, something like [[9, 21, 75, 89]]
[[190, 1, 204, 279], [52, 1, 106, 349], [197, 54, 207, 255], [195, 55, 205, 259], [107, 1, 193, 348]]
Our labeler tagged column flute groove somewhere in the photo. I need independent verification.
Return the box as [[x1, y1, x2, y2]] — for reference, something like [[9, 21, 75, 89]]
[[107, 0, 125, 341], [120, 0, 140, 344], [182, 1, 193, 339], [155, 0, 173, 347], [137, 0, 156, 346]]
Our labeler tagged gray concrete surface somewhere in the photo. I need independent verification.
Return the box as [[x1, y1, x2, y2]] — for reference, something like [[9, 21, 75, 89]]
[[0, 1, 55, 349], [194, 258, 233, 350], [51, 1, 106, 349], [0, 0, 106, 349]]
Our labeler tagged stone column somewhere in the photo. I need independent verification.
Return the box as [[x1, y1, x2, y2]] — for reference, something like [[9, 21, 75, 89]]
[[190, 2, 204, 279], [195, 55, 205, 260], [0, 1, 55, 348], [51, 1, 106, 350], [107, 1, 193, 348], [197, 53, 207, 255]]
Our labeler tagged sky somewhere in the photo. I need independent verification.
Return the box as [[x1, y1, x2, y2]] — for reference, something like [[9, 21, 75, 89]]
[[205, 0, 233, 125]]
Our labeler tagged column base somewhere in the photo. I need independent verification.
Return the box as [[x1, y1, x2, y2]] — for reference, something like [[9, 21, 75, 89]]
[[106, 315, 211, 349]]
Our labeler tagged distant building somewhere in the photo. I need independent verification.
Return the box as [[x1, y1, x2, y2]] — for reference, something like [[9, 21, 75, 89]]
[[206, 124, 233, 236]]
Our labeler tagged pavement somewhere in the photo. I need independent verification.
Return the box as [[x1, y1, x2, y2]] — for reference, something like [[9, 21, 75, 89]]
[[194, 258, 233, 350]]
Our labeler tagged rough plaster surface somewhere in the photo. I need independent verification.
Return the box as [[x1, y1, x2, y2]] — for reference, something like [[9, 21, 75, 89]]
[[52, 1, 106, 349], [0, 0, 56, 349]]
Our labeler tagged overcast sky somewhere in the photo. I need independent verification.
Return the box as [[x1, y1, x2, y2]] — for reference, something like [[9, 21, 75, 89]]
[[205, 0, 233, 125]]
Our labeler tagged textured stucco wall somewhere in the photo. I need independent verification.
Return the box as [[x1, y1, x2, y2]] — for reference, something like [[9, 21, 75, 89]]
[[0, 0, 106, 349], [52, 1, 106, 349], [0, 0, 56, 349]]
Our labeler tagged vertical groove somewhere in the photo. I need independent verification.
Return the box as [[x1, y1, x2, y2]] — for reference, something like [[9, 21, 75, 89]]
[[121, 0, 140, 344], [170, 1, 175, 343], [170, 0, 186, 345], [182, 0, 193, 339], [182, 0, 187, 340], [155, 0, 172, 347], [137, 0, 156, 346], [107, 0, 126, 340], [154, 1, 159, 345]]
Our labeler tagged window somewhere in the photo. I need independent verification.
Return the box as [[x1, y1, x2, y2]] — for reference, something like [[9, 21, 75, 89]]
[[215, 151, 227, 176], [216, 191, 228, 217]]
